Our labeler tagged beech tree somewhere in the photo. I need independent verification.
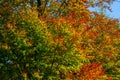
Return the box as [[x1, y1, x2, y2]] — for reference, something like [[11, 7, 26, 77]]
[[0, 0, 120, 80]]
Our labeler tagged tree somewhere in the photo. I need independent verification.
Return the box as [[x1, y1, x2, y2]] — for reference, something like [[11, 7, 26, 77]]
[[0, 0, 120, 80]]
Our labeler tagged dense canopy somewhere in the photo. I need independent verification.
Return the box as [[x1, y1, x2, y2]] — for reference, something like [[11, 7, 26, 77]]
[[0, 0, 120, 80]]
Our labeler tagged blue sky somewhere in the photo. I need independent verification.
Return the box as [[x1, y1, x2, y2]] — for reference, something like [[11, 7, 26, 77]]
[[107, 1, 120, 19], [89, 1, 120, 19]]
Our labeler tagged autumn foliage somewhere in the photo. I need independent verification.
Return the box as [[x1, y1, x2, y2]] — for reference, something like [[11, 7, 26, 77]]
[[66, 62, 105, 80], [0, 0, 120, 80]]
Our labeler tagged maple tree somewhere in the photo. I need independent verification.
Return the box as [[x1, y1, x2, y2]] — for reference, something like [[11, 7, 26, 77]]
[[0, 0, 120, 80]]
